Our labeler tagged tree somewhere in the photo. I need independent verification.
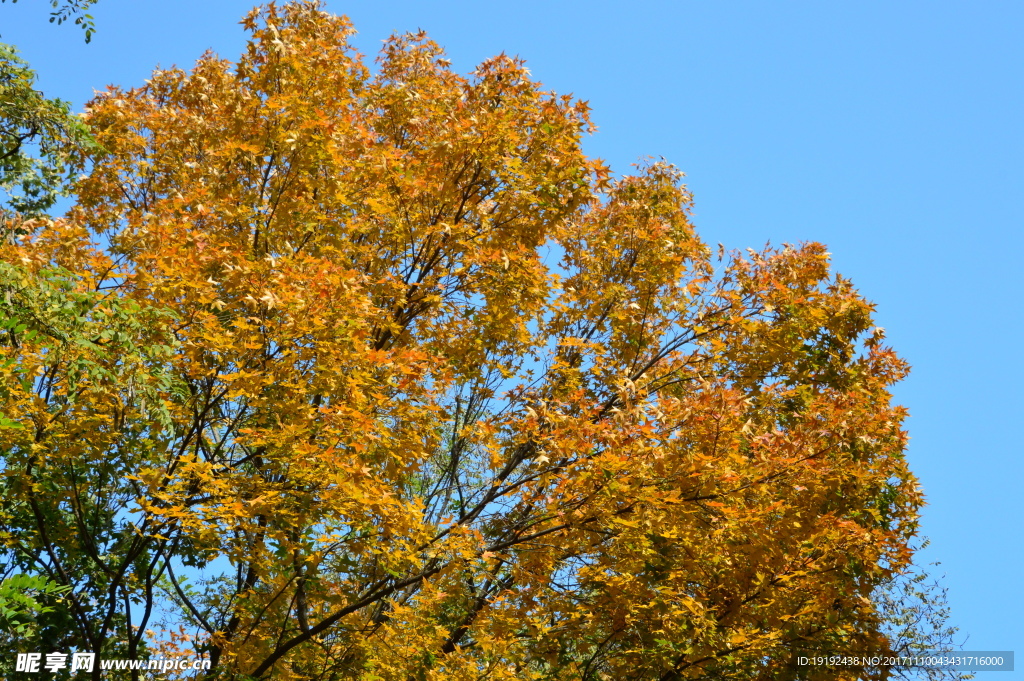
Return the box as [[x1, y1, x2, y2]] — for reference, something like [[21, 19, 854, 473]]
[[0, 256, 181, 678], [0, 2, 952, 679], [0, 11, 102, 675]]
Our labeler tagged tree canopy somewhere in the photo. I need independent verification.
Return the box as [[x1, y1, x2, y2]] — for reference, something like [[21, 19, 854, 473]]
[[0, 2, 957, 679]]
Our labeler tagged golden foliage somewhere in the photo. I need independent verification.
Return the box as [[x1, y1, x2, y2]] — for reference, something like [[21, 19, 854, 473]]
[[1, 3, 921, 679]]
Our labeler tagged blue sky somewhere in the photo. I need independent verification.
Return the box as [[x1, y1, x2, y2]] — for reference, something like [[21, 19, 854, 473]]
[[4, 0, 1021, 667]]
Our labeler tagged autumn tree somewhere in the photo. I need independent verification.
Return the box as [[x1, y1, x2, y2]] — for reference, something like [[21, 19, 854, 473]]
[[0, 2, 954, 679]]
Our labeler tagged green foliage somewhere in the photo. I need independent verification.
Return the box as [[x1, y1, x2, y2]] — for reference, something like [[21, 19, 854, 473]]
[[0, 573, 70, 638], [1, 0, 100, 43], [0, 573, 71, 677], [0, 42, 97, 219]]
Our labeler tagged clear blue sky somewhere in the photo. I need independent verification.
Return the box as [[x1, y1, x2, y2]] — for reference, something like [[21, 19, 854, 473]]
[[4, 0, 1021, 667]]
